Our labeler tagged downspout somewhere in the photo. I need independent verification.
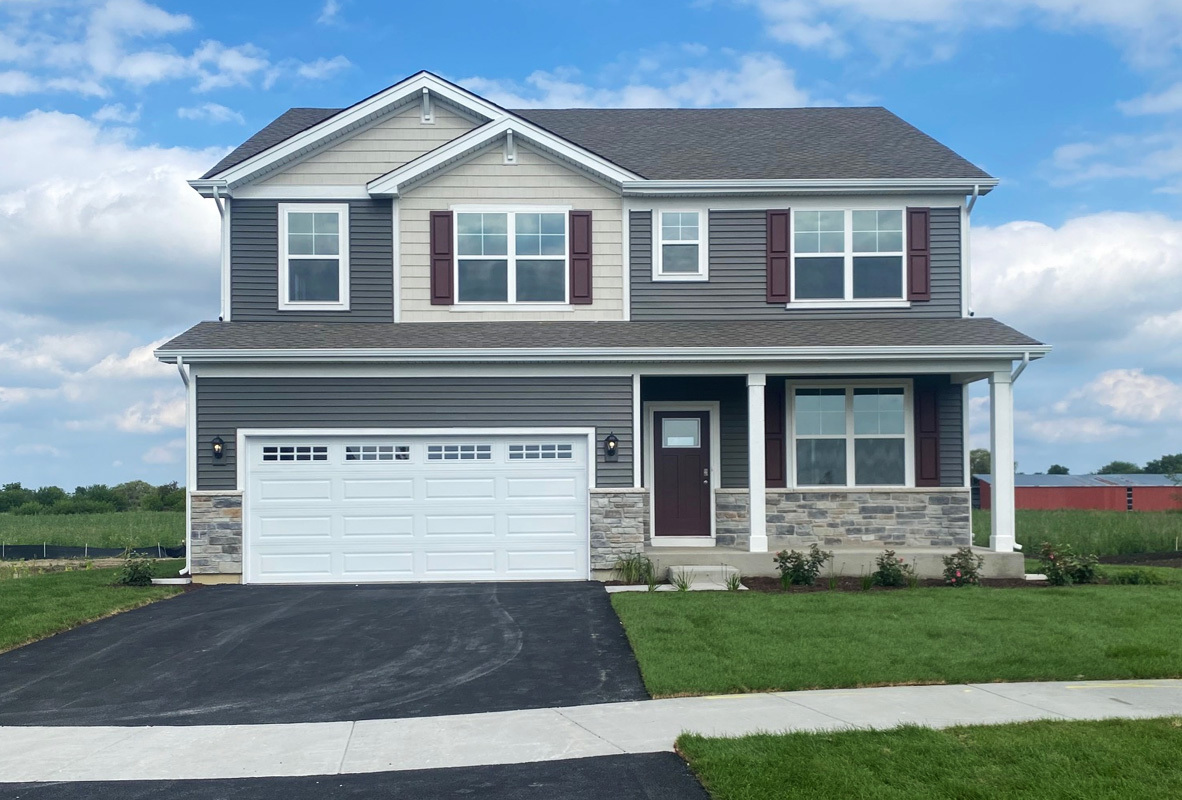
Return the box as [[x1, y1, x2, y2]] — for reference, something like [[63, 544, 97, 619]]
[[212, 187, 229, 322], [177, 356, 192, 577], [1010, 351, 1030, 383], [964, 184, 980, 318]]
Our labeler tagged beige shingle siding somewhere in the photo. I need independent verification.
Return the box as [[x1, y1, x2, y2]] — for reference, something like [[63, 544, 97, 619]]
[[398, 142, 624, 322], [258, 103, 478, 186]]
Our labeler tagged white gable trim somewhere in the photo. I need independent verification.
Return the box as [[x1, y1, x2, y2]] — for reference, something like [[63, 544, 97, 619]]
[[201, 72, 506, 188], [366, 117, 642, 196]]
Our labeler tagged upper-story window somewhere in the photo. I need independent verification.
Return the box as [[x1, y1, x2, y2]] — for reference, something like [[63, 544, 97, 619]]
[[655, 210, 707, 281], [455, 209, 568, 304], [793, 209, 904, 303], [278, 203, 350, 311]]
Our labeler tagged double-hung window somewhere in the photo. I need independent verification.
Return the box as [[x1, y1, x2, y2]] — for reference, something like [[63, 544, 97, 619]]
[[793, 209, 904, 303], [655, 210, 706, 280], [791, 385, 911, 487], [455, 209, 568, 304], [278, 203, 349, 311]]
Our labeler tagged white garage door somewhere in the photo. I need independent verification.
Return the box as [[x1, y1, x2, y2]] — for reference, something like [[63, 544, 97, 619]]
[[244, 433, 590, 584]]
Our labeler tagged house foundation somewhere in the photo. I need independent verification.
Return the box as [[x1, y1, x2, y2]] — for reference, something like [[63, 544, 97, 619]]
[[190, 491, 243, 583]]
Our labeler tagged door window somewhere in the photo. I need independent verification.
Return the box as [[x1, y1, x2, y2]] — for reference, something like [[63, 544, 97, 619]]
[[662, 418, 701, 448]]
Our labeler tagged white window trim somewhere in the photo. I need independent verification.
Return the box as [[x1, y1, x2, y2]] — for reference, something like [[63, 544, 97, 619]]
[[278, 202, 350, 312], [785, 379, 915, 490], [654, 209, 709, 282], [451, 205, 571, 306], [790, 208, 907, 306]]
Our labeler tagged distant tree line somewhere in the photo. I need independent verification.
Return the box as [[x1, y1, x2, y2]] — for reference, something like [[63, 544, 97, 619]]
[[0, 482, 185, 515], [970, 450, 1182, 477]]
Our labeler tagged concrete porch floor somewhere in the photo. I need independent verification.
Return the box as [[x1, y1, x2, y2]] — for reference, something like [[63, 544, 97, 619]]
[[629, 545, 1024, 581]]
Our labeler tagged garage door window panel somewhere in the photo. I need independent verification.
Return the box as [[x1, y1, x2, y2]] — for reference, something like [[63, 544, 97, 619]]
[[428, 443, 493, 461], [345, 444, 410, 462], [262, 445, 328, 462]]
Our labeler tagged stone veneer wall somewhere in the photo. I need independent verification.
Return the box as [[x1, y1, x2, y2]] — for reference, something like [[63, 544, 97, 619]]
[[190, 491, 243, 574], [590, 488, 648, 570], [716, 488, 972, 550]]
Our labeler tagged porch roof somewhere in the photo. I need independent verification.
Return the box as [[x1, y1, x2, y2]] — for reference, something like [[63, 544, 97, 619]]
[[157, 318, 1046, 363]]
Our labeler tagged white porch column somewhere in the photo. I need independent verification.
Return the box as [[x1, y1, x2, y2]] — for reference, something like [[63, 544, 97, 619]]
[[747, 373, 768, 553], [989, 371, 1016, 553]]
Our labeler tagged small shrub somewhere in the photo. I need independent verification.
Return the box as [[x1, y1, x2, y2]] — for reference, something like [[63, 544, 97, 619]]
[[872, 550, 917, 587], [614, 553, 655, 585], [943, 547, 984, 587], [724, 571, 743, 592], [774, 545, 832, 588], [117, 552, 154, 587], [671, 569, 695, 592], [1038, 542, 1100, 586], [859, 571, 874, 591], [1105, 568, 1168, 585]]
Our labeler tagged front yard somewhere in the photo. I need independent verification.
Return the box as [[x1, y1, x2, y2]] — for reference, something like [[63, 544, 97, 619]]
[[679, 717, 1182, 800], [0, 559, 185, 652], [610, 585, 1182, 696]]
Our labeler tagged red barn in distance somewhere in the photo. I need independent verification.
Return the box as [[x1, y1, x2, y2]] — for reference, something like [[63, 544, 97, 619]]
[[975, 474, 1182, 512]]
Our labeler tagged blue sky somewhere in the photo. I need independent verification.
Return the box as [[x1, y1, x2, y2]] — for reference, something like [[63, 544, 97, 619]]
[[1, 0, 1181, 488]]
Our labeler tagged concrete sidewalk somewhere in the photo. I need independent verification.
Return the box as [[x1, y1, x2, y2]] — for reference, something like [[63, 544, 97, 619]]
[[2, 680, 1181, 783]]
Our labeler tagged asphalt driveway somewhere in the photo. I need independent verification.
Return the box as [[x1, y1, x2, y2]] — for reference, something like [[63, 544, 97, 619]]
[[0, 582, 647, 726], [0, 754, 708, 800]]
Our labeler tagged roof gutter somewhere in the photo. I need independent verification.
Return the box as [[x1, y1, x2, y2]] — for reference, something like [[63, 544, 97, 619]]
[[1010, 351, 1031, 383], [621, 177, 1000, 197], [188, 179, 229, 198], [156, 343, 1051, 365]]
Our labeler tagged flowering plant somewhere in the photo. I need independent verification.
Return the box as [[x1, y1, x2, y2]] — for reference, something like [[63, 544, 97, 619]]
[[942, 547, 984, 586]]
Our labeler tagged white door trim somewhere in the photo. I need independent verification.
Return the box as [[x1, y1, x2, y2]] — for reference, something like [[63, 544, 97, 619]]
[[237, 427, 597, 584], [642, 402, 721, 545]]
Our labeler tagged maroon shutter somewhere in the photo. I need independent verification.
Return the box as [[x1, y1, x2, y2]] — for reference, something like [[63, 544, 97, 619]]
[[569, 210, 592, 304], [907, 207, 931, 301], [429, 211, 454, 305], [766, 209, 791, 303], [914, 384, 941, 487], [764, 379, 787, 488]]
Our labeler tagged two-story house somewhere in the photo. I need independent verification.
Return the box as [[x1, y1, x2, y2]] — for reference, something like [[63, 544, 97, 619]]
[[156, 71, 1048, 585]]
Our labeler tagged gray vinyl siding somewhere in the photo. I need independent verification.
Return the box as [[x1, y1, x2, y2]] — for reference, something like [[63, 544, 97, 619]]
[[195, 376, 632, 489], [629, 208, 962, 320], [230, 199, 393, 322], [642, 377, 748, 488], [938, 381, 965, 488]]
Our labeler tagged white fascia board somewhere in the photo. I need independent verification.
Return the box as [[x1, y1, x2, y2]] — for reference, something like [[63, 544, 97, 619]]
[[366, 117, 642, 196], [189, 179, 229, 199], [621, 178, 1000, 197], [202, 73, 507, 187], [155, 343, 1051, 365]]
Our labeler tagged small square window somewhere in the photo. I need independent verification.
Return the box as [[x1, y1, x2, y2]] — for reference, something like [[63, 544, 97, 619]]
[[656, 211, 705, 279], [661, 418, 701, 448]]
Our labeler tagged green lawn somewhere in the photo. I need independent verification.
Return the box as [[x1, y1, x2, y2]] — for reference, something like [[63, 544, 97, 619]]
[[679, 717, 1182, 800], [610, 586, 1182, 696], [1021, 559, 1182, 584], [0, 510, 184, 548], [973, 509, 1182, 555], [0, 560, 185, 652]]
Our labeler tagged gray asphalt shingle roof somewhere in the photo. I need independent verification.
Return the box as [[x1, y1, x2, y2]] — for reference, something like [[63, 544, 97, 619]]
[[159, 318, 1041, 354], [201, 106, 993, 182]]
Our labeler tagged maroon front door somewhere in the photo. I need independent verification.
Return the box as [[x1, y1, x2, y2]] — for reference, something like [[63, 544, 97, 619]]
[[653, 411, 711, 537]]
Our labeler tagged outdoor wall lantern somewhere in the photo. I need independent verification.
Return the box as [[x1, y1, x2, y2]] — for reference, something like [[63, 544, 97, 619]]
[[211, 437, 225, 460], [604, 433, 619, 462]]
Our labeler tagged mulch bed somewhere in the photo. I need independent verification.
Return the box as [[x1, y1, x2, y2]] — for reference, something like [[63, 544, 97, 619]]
[[1099, 552, 1182, 569], [739, 576, 1040, 593]]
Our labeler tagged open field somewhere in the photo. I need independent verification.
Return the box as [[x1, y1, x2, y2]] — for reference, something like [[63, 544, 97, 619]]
[[611, 586, 1182, 697], [679, 717, 1182, 800], [0, 559, 185, 652], [0, 511, 184, 549], [973, 509, 1182, 555]]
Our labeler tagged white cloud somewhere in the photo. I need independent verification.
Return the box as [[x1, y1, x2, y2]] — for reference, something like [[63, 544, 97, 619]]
[[86, 339, 174, 380], [1068, 369, 1182, 422], [13, 443, 64, 458], [746, 0, 1182, 65], [1023, 414, 1137, 443], [971, 212, 1182, 347], [317, 0, 342, 25], [142, 438, 184, 464], [1047, 131, 1182, 187], [462, 53, 821, 109], [0, 0, 350, 96], [92, 102, 140, 123], [177, 102, 245, 125], [1118, 81, 1182, 115], [115, 391, 185, 433], [296, 55, 350, 81]]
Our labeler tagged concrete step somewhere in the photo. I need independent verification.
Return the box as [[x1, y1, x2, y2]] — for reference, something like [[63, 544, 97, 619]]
[[666, 564, 740, 586]]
